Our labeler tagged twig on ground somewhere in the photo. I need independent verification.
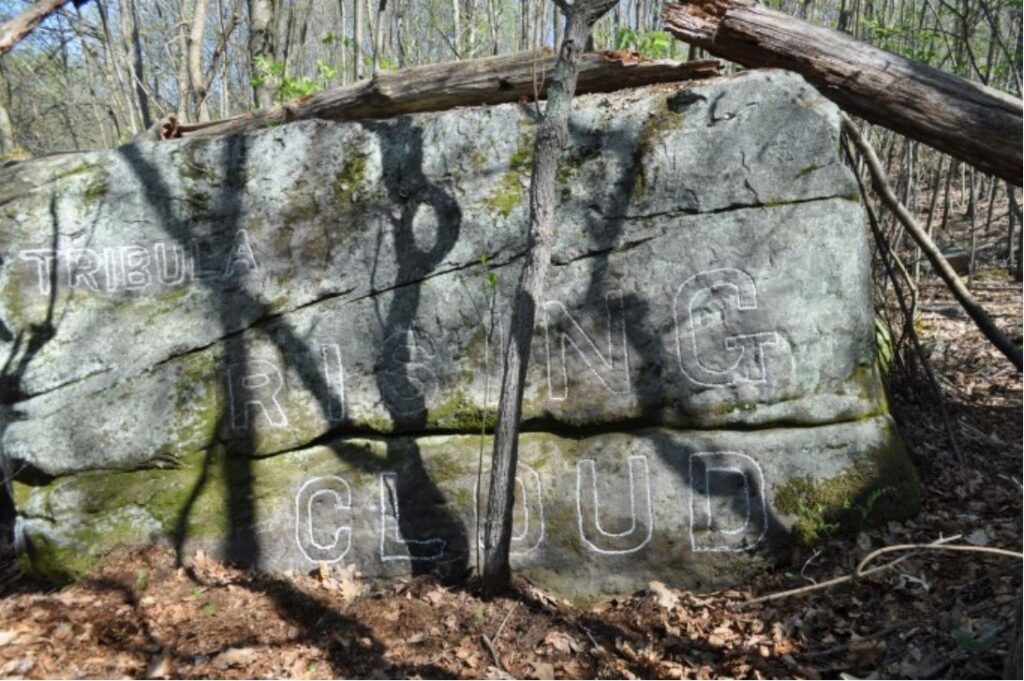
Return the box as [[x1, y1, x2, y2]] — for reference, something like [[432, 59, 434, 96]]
[[749, 534, 1024, 605], [481, 633, 505, 673], [748, 535, 961, 604], [493, 601, 518, 641]]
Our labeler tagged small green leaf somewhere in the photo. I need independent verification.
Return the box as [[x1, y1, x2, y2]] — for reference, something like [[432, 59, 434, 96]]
[[952, 629, 994, 652]]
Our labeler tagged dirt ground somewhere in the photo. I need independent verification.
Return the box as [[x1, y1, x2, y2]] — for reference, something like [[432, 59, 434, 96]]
[[0, 223, 1020, 679]]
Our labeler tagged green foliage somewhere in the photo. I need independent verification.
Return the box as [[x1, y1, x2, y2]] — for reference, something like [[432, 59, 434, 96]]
[[952, 628, 996, 652], [251, 56, 338, 103], [794, 498, 843, 538], [135, 568, 150, 591], [857, 485, 895, 522], [613, 28, 674, 59], [480, 255, 498, 292]]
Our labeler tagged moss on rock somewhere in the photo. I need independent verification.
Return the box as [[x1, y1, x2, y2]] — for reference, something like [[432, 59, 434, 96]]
[[486, 128, 535, 217], [773, 429, 919, 545], [332, 153, 369, 213], [428, 391, 497, 432]]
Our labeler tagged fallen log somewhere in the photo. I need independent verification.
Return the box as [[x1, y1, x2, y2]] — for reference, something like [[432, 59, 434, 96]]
[[662, 0, 1023, 185], [143, 51, 720, 141]]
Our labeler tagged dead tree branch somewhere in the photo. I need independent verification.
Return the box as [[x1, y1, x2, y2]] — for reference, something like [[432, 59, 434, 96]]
[[842, 114, 1023, 372], [0, 0, 82, 56], [662, 0, 1023, 184], [140, 50, 719, 141]]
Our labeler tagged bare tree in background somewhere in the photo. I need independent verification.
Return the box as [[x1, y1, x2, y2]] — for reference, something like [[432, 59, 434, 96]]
[[248, 0, 275, 106], [480, 0, 620, 597]]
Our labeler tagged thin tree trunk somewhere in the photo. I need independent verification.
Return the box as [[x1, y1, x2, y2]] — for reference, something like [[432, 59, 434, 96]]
[[203, 0, 244, 116], [480, 0, 621, 597], [452, 0, 461, 57], [394, 0, 407, 67], [338, 0, 348, 83], [97, 0, 141, 133], [940, 160, 956, 236], [372, 0, 387, 74], [916, 157, 945, 284], [0, 99, 14, 154], [354, 0, 364, 80], [486, 0, 499, 55], [248, 0, 276, 107], [68, 7, 114, 147], [466, 0, 476, 56], [188, 0, 211, 121], [1008, 185, 1022, 281], [120, 0, 153, 128], [968, 170, 978, 284]]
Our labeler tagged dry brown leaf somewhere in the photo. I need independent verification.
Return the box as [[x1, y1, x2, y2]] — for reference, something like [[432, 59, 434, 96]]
[[144, 655, 173, 680], [212, 647, 258, 669], [649, 581, 680, 609], [529, 660, 556, 679]]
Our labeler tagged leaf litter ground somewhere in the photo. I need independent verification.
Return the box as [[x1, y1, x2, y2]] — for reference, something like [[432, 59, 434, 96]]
[[0, 277, 1019, 680]]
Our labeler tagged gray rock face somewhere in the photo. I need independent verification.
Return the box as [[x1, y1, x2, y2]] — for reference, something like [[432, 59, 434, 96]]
[[2, 70, 919, 592]]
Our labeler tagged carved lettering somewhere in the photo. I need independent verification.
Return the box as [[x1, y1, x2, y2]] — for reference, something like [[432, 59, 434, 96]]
[[227, 359, 289, 430], [576, 455, 653, 555], [674, 268, 780, 386], [688, 451, 767, 552], [543, 291, 630, 400], [295, 476, 352, 563], [378, 472, 445, 562]]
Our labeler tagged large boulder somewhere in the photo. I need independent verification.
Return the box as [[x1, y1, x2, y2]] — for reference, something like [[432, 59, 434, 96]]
[[2, 69, 918, 593]]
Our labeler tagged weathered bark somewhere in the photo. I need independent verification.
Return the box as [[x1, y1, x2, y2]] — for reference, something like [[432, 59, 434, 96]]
[[353, 0, 365, 81], [142, 50, 718, 140], [372, 0, 387, 75], [0, 100, 14, 155], [187, 0, 211, 122], [0, 70, 14, 154], [662, 0, 1023, 185], [843, 114, 1023, 372], [0, 0, 77, 56], [480, 0, 621, 597], [247, 0, 276, 107], [119, 0, 152, 129]]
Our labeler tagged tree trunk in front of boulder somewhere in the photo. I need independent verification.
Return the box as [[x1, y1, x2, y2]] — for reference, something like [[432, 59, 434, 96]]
[[479, 0, 621, 597]]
